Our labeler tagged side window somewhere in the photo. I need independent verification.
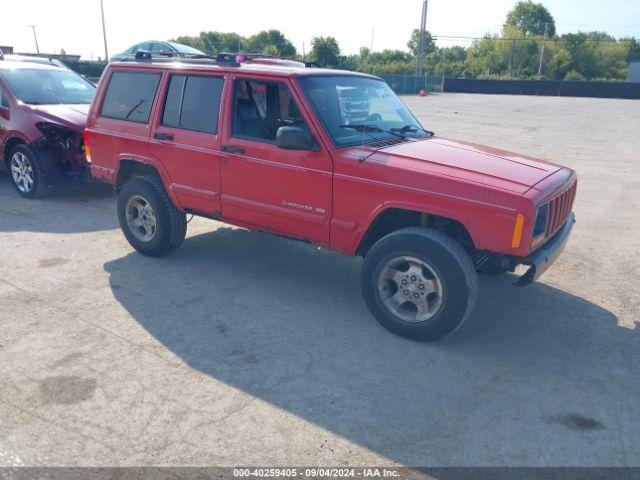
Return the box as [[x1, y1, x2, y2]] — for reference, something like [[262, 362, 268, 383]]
[[100, 70, 161, 123], [161, 75, 224, 133], [135, 43, 152, 53], [233, 79, 307, 142], [0, 88, 8, 108]]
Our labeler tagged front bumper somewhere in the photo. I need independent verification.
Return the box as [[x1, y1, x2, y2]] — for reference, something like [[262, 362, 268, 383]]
[[514, 212, 576, 286]]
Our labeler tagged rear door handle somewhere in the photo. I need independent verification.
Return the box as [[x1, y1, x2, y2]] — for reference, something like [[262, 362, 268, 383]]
[[153, 132, 174, 141], [222, 144, 245, 155]]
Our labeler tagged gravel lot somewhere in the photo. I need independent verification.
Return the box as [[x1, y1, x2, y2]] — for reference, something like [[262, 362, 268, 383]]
[[0, 93, 638, 468]]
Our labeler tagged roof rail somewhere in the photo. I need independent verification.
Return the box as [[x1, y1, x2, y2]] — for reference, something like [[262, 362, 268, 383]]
[[218, 52, 321, 68]]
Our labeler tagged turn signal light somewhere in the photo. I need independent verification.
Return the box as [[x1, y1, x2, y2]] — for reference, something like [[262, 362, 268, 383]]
[[511, 213, 524, 248]]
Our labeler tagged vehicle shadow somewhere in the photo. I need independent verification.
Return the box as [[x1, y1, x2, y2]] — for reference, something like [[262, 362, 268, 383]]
[[0, 172, 117, 233], [104, 227, 640, 466]]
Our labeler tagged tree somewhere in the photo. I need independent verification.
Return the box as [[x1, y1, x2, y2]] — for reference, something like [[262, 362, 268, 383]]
[[506, 1, 556, 36], [244, 30, 296, 57], [173, 32, 243, 55], [621, 37, 640, 63], [310, 36, 341, 67], [407, 29, 437, 57]]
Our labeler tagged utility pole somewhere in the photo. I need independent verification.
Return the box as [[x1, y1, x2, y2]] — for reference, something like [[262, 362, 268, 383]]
[[509, 38, 515, 78], [537, 23, 549, 77], [370, 27, 375, 52], [100, 0, 109, 62], [28, 26, 40, 55], [415, 0, 428, 76]]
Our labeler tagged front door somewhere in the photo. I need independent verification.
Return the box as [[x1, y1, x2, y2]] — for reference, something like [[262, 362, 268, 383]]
[[220, 77, 332, 245], [149, 72, 226, 216]]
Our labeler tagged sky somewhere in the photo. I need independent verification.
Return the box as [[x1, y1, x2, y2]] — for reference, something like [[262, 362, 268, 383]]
[[1, 0, 639, 60]]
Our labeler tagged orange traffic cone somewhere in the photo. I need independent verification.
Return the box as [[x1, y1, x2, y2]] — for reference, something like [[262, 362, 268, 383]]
[[419, 89, 427, 97]]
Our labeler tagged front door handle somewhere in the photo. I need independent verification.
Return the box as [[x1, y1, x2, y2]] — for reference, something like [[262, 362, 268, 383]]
[[222, 144, 245, 155], [153, 132, 174, 141]]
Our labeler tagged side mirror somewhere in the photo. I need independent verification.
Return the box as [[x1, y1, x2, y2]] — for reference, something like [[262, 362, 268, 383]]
[[276, 126, 317, 151]]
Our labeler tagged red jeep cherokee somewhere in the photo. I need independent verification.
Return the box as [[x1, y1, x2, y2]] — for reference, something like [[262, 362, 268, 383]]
[[0, 53, 95, 197], [85, 54, 576, 341]]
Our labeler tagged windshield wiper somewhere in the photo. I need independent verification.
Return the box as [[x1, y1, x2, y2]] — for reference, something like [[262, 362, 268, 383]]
[[391, 124, 435, 137], [339, 124, 410, 163], [339, 124, 407, 140]]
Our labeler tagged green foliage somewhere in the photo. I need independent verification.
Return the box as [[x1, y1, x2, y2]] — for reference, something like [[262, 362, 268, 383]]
[[309, 36, 341, 68], [506, 0, 556, 36], [564, 69, 586, 81], [172, 30, 295, 57], [168, 10, 636, 83], [244, 30, 296, 57], [407, 29, 437, 57]]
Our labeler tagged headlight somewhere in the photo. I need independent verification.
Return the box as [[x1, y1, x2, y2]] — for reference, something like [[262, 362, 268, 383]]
[[533, 202, 550, 238]]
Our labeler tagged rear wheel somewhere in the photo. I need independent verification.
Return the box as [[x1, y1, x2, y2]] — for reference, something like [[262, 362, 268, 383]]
[[362, 227, 478, 341], [117, 175, 187, 256], [8, 145, 47, 198]]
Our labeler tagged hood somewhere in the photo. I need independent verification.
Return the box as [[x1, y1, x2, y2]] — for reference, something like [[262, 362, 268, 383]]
[[28, 104, 90, 132], [360, 137, 562, 194]]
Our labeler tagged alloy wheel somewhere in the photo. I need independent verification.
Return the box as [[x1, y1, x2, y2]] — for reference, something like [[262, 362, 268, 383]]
[[10, 152, 34, 193], [377, 255, 444, 322]]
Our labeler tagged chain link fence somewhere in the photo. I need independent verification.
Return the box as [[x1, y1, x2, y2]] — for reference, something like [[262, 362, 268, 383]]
[[377, 74, 443, 95]]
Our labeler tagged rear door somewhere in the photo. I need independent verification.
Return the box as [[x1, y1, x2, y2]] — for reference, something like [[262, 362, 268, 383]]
[[219, 75, 332, 245], [148, 72, 226, 216]]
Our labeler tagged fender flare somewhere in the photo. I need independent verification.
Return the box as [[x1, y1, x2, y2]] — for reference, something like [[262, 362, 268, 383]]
[[114, 153, 184, 211]]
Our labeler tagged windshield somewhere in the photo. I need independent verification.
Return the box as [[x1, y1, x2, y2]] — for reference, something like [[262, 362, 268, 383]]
[[298, 75, 426, 147], [0, 68, 95, 105]]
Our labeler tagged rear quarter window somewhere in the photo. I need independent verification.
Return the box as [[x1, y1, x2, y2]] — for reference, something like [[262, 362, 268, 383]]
[[100, 70, 161, 123]]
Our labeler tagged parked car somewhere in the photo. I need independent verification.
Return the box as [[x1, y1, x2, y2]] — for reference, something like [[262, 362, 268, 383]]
[[110, 41, 207, 62], [85, 54, 576, 341], [2, 53, 69, 70], [338, 86, 371, 124], [0, 54, 95, 197]]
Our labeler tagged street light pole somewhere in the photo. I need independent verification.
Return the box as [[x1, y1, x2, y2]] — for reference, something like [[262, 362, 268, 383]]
[[100, 0, 109, 62], [415, 0, 428, 76], [537, 23, 549, 77], [29, 25, 40, 55]]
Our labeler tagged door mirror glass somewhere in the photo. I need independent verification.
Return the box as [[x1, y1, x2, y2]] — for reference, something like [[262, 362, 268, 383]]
[[276, 126, 317, 151]]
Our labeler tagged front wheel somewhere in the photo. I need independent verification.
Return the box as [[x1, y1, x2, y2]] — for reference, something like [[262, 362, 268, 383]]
[[8, 145, 47, 198], [362, 227, 478, 341], [117, 175, 187, 256]]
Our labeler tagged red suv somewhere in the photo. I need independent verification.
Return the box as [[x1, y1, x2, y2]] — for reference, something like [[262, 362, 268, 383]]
[[85, 54, 576, 341], [0, 52, 95, 197]]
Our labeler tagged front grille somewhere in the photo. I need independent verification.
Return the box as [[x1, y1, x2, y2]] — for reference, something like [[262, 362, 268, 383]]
[[546, 181, 577, 237]]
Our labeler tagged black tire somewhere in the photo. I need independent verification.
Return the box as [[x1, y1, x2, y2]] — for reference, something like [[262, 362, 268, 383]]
[[7, 144, 49, 198], [361, 227, 478, 341], [117, 175, 187, 256]]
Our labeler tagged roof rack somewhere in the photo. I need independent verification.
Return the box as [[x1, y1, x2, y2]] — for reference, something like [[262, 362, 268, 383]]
[[120, 51, 322, 69]]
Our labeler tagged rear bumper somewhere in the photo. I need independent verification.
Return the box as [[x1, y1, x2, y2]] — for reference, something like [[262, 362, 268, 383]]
[[514, 212, 575, 286]]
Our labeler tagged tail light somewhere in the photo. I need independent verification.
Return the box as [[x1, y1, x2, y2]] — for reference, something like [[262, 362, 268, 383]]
[[83, 129, 92, 163]]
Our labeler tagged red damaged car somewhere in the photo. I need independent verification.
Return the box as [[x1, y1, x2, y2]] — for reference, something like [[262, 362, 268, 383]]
[[0, 52, 95, 198], [85, 54, 576, 341]]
